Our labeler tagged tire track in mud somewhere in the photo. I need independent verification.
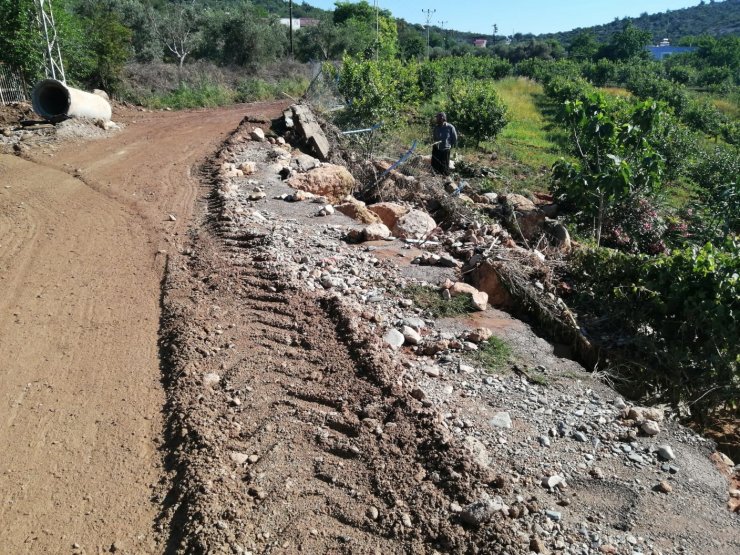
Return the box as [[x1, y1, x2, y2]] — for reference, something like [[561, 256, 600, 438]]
[[157, 125, 525, 554]]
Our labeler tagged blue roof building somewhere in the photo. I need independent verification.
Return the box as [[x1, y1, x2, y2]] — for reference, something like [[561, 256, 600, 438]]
[[647, 45, 697, 60]]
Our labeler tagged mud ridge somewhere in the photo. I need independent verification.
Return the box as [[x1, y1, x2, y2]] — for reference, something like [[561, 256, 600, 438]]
[[155, 120, 530, 553]]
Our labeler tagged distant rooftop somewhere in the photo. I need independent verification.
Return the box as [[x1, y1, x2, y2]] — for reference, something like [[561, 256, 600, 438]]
[[646, 45, 697, 60]]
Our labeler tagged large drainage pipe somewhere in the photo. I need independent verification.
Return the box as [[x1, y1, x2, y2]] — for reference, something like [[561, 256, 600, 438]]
[[32, 79, 112, 122]]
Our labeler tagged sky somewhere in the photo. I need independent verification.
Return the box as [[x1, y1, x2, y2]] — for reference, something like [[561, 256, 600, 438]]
[[303, 0, 705, 35]]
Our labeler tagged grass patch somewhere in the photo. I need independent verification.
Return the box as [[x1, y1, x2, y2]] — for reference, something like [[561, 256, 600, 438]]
[[406, 285, 476, 318], [452, 77, 571, 195], [600, 86, 634, 99], [490, 77, 569, 170], [235, 77, 309, 103], [528, 372, 550, 386], [142, 82, 235, 110], [468, 336, 513, 373], [710, 97, 740, 119]]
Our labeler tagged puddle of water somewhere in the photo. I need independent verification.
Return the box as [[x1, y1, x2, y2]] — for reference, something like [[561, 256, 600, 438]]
[[361, 241, 423, 267], [452, 310, 525, 332]]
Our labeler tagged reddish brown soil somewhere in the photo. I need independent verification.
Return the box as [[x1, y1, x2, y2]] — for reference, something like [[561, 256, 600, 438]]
[[154, 120, 526, 554], [0, 102, 284, 554]]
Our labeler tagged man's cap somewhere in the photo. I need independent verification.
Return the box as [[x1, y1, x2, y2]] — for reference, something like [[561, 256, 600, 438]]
[[436, 112, 447, 120]]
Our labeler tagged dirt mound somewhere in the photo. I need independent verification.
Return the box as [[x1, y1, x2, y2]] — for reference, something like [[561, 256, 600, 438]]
[[0, 102, 36, 126]]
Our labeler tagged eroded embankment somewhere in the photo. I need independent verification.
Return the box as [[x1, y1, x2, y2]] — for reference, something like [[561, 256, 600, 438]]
[[156, 120, 528, 554]]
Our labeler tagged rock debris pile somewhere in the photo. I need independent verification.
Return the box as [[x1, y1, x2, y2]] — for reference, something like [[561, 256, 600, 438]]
[[158, 104, 739, 554]]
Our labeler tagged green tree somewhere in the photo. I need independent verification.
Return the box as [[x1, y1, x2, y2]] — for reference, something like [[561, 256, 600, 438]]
[[111, 0, 159, 62], [328, 56, 421, 127], [444, 79, 508, 147], [397, 20, 425, 61], [333, 0, 398, 60], [295, 16, 342, 61], [568, 31, 599, 62], [69, 0, 132, 91], [598, 22, 651, 61], [551, 92, 665, 248], [197, 2, 286, 69], [0, 0, 45, 82], [152, 2, 201, 69]]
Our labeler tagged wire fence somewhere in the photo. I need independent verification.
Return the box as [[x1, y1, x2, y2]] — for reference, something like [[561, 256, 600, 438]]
[[0, 64, 28, 105]]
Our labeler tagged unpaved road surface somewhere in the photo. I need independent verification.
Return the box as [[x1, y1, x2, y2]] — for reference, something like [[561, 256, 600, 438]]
[[0, 104, 282, 554], [2, 102, 738, 555]]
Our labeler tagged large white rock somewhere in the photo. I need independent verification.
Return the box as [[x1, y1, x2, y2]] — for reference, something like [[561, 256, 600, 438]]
[[286, 164, 356, 203], [449, 282, 489, 311], [392, 209, 437, 240], [383, 329, 405, 349], [641, 420, 661, 436], [363, 223, 392, 241], [401, 325, 421, 345], [490, 412, 512, 429]]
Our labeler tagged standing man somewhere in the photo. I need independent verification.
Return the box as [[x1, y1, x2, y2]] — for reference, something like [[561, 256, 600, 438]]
[[432, 112, 457, 175]]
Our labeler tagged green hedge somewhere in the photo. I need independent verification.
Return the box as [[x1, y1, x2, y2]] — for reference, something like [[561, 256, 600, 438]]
[[573, 241, 739, 419]]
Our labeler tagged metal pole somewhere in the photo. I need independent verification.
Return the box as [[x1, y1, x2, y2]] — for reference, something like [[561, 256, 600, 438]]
[[422, 9, 436, 60], [34, 0, 66, 83], [289, 0, 294, 56], [439, 20, 448, 50], [374, 0, 379, 61]]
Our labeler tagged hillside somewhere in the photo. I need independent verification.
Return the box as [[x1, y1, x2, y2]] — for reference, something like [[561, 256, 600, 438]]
[[251, 0, 330, 19], [539, 0, 740, 45], [250, 0, 739, 48]]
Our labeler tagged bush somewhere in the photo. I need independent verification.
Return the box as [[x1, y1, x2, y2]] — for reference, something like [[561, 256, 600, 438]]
[[572, 241, 739, 419], [550, 92, 666, 250], [444, 79, 508, 146], [328, 56, 420, 128], [143, 82, 235, 109]]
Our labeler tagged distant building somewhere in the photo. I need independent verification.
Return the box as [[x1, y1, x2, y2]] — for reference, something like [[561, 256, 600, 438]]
[[647, 39, 697, 60], [279, 18, 302, 29], [299, 18, 320, 28], [473, 38, 488, 48]]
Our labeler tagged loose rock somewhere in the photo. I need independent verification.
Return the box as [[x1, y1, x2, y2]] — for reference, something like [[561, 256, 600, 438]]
[[656, 444, 676, 461], [641, 420, 661, 436], [383, 329, 405, 349], [460, 498, 503, 527], [489, 412, 512, 429]]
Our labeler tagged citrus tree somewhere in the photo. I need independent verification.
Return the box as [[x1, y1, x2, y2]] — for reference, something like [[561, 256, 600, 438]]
[[444, 79, 508, 146]]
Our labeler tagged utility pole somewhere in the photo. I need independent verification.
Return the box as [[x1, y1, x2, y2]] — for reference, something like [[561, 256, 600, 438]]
[[288, 0, 294, 56], [422, 8, 436, 60], [374, 0, 380, 61], [438, 20, 448, 49], [34, 0, 66, 83]]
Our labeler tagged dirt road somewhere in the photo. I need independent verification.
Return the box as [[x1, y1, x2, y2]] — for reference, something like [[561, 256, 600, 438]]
[[0, 104, 281, 554]]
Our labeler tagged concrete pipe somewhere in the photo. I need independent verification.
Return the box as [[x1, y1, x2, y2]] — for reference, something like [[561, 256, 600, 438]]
[[32, 79, 112, 123]]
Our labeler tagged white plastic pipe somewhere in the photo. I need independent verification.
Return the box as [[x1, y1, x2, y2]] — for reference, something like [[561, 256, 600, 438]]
[[32, 79, 112, 122]]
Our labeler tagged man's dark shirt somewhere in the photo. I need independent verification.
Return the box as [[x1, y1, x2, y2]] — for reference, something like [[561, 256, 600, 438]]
[[433, 122, 458, 150]]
